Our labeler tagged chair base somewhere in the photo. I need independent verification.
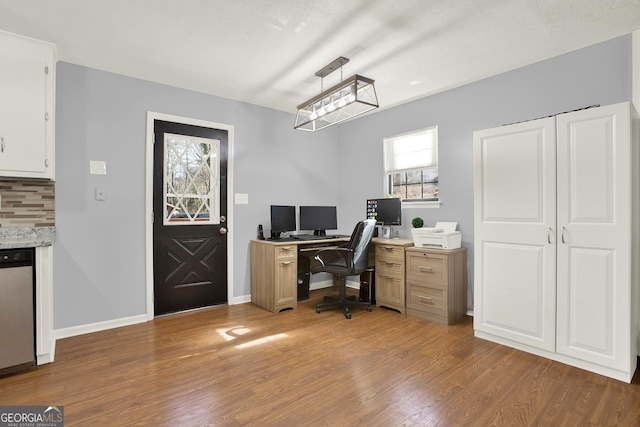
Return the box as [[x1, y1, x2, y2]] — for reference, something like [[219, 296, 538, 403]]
[[316, 277, 372, 319]]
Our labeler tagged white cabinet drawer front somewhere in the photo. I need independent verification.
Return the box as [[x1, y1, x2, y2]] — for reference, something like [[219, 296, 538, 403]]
[[407, 283, 447, 316]]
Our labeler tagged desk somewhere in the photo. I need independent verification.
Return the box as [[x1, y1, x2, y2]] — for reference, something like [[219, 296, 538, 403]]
[[250, 237, 349, 313], [250, 237, 413, 313]]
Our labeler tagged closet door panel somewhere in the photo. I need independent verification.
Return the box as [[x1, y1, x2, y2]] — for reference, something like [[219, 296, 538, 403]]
[[556, 104, 631, 370], [479, 242, 553, 349], [473, 117, 556, 352]]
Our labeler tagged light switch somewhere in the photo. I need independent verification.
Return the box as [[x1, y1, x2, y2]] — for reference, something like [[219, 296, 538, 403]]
[[235, 193, 249, 204], [95, 187, 107, 201], [90, 160, 107, 175]]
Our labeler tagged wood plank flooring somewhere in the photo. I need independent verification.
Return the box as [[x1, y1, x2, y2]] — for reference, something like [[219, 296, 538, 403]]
[[1, 288, 640, 426]]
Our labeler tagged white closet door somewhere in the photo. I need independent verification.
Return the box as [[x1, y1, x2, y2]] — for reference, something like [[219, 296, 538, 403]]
[[556, 103, 631, 370], [473, 117, 557, 351]]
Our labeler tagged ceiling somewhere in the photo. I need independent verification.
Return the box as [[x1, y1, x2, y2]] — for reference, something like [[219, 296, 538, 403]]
[[1, 0, 639, 115]]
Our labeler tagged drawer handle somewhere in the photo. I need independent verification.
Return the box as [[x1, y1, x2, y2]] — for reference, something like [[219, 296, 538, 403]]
[[418, 266, 433, 272], [282, 246, 292, 250], [281, 261, 292, 265], [385, 261, 394, 266], [384, 276, 394, 280], [384, 246, 394, 250], [418, 295, 433, 302]]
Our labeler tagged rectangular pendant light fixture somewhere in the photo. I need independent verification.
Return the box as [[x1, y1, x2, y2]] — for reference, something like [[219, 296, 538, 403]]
[[294, 57, 379, 131]]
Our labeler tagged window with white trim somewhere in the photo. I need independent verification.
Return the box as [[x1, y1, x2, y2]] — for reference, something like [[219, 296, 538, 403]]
[[384, 126, 438, 201]]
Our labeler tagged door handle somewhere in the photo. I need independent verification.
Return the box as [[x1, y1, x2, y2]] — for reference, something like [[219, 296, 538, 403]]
[[561, 226, 567, 244], [219, 227, 228, 235], [547, 227, 552, 244]]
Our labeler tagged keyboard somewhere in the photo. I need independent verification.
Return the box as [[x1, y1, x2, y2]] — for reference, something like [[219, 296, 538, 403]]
[[292, 234, 345, 241]]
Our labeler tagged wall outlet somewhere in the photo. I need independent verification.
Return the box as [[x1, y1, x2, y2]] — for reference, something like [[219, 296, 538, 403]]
[[235, 193, 249, 204], [95, 187, 107, 201]]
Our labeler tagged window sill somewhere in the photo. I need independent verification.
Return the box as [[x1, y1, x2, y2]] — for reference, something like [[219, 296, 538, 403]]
[[402, 200, 441, 208]]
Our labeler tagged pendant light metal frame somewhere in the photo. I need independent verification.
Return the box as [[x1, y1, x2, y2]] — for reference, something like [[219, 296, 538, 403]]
[[294, 58, 379, 131]]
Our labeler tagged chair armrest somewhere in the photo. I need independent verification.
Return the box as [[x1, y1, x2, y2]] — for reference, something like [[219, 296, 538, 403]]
[[314, 247, 354, 268]]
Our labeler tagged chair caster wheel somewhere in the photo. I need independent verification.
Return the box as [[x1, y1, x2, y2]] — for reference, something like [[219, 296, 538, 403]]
[[316, 308, 321, 314], [346, 314, 352, 319], [367, 306, 372, 312]]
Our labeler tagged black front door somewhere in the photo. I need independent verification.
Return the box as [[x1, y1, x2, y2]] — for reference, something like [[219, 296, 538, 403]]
[[153, 120, 228, 315]]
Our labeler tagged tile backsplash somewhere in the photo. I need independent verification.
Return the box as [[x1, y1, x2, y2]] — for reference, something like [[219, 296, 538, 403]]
[[0, 179, 55, 227]]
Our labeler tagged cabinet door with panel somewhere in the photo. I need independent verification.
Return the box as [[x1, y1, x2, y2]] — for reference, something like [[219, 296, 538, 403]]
[[473, 117, 557, 352], [0, 30, 56, 179], [273, 245, 297, 310], [555, 103, 635, 372], [250, 241, 297, 313]]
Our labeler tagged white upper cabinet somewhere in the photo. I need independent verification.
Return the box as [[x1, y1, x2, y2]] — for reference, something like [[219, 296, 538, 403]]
[[0, 30, 56, 180]]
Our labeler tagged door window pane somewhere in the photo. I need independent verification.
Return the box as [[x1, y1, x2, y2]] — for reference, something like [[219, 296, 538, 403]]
[[164, 133, 220, 225]]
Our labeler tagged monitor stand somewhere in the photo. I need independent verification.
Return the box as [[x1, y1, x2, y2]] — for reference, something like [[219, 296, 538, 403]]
[[313, 229, 326, 236]]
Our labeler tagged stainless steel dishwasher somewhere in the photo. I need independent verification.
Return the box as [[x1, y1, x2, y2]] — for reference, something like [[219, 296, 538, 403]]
[[0, 248, 35, 375]]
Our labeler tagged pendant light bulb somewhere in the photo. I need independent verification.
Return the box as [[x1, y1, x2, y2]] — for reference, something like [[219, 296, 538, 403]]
[[318, 101, 326, 117], [347, 84, 356, 103], [326, 96, 336, 112]]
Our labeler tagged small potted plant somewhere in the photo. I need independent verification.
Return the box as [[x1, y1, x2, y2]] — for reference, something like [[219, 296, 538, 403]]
[[411, 217, 425, 246]]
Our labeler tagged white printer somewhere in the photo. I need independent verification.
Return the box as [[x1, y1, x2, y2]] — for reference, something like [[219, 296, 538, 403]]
[[411, 222, 462, 249]]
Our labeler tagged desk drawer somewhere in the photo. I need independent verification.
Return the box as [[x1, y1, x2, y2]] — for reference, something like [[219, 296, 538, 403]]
[[407, 283, 447, 317], [275, 245, 296, 260], [406, 251, 447, 286], [376, 259, 403, 277], [376, 244, 405, 262]]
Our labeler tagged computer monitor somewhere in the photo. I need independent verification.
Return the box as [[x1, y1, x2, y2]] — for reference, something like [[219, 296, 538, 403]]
[[270, 205, 296, 239], [299, 206, 338, 236], [366, 198, 402, 225]]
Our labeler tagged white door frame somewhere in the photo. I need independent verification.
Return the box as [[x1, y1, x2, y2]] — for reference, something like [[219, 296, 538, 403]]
[[145, 112, 234, 320]]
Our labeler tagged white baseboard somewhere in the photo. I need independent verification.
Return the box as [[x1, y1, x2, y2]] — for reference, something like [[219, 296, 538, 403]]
[[54, 314, 148, 340], [54, 278, 366, 341], [37, 339, 56, 365], [231, 294, 252, 305]]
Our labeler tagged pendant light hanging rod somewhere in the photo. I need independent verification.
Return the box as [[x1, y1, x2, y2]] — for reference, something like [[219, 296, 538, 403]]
[[315, 56, 349, 79]]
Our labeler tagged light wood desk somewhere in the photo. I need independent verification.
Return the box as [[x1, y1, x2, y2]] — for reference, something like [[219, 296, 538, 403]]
[[250, 237, 348, 313], [249, 237, 413, 313]]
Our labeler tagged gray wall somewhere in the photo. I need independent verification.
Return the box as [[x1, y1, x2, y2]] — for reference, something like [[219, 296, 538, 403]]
[[54, 65, 341, 329], [54, 34, 632, 330], [336, 35, 632, 307]]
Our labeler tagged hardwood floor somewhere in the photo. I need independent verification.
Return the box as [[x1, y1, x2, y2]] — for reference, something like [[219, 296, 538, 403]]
[[2, 288, 640, 426]]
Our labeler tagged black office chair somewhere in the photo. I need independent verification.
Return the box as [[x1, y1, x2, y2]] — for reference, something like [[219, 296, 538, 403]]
[[311, 219, 376, 319]]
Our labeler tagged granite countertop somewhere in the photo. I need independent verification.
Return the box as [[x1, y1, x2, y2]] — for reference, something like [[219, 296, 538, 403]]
[[0, 226, 56, 249]]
